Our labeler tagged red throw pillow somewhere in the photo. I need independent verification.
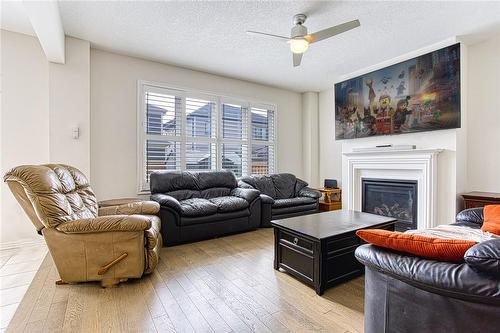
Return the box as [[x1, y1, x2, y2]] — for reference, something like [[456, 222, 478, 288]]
[[356, 229, 477, 262], [482, 205, 500, 235]]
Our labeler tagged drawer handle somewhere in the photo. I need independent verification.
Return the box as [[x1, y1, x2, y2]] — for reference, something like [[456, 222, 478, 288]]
[[293, 237, 299, 245]]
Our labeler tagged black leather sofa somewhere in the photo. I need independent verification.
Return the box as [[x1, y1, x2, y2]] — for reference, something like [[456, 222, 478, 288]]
[[238, 173, 321, 227], [150, 170, 261, 245], [355, 207, 500, 333]]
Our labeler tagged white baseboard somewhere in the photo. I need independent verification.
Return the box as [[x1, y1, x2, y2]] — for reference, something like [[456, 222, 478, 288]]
[[0, 238, 46, 251]]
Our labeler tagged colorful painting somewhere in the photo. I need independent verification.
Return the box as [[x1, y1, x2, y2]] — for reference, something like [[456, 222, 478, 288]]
[[335, 43, 461, 140]]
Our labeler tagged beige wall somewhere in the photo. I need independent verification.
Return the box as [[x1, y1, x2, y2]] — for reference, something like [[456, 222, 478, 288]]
[[318, 38, 465, 225], [49, 38, 91, 176], [318, 35, 500, 222], [1, 31, 90, 247], [90, 49, 304, 200], [467, 33, 500, 192], [3, 29, 497, 246], [301, 92, 320, 187], [318, 88, 342, 188], [1, 30, 50, 246]]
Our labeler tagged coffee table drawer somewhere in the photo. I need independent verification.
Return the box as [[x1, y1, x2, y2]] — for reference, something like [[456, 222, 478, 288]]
[[280, 231, 313, 252], [279, 243, 314, 281]]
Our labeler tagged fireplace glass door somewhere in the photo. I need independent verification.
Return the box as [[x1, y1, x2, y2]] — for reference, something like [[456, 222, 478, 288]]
[[362, 178, 418, 231]]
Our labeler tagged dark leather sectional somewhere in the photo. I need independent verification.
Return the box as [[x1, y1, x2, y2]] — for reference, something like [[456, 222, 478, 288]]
[[150, 171, 321, 245], [239, 173, 322, 227], [355, 207, 500, 333]]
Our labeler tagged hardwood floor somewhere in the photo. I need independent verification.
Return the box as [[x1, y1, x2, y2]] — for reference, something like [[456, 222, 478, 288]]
[[0, 243, 48, 331], [6, 228, 364, 333]]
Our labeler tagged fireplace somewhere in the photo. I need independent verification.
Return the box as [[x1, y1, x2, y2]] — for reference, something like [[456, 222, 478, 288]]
[[362, 178, 418, 231]]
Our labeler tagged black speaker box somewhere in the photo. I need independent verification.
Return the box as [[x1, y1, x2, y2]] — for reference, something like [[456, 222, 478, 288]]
[[324, 179, 338, 189]]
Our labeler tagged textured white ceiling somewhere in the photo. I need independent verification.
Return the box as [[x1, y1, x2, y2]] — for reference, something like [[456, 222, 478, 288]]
[[3, 1, 500, 92], [1, 1, 35, 36]]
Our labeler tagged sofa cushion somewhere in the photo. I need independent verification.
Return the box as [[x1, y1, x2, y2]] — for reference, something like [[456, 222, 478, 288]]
[[482, 205, 500, 235], [273, 197, 317, 208], [180, 209, 250, 226], [356, 229, 477, 263], [464, 238, 500, 276], [197, 171, 237, 190], [199, 187, 232, 199], [179, 198, 218, 217], [272, 203, 318, 217], [164, 189, 197, 201], [456, 207, 484, 226], [150, 171, 198, 193], [271, 173, 297, 199], [209, 196, 249, 213], [240, 175, 276, 198]]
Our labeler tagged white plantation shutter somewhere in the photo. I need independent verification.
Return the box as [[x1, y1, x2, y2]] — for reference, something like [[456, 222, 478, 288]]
[[146, 140, 181, 181], [221, 103, 248, 140], [139, 83, 276, 192], [143, 88, 183, 184], [185, 97, 217, 171], [186, 142, 216, 171], [250, 106, 275, 175], [146, 91, 182, 136], [220, 102, 248, 176], [185, 98, 216, 139], [251, 107, 274, 142]]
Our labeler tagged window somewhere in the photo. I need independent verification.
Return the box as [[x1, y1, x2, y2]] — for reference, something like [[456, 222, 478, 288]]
[[138, 83, 276, 192]]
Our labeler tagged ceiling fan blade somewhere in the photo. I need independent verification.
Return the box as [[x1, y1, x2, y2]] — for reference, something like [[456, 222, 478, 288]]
[[246, 31, 290, 41], [293, 53, 303, 67], [306, 19, 360, 43]]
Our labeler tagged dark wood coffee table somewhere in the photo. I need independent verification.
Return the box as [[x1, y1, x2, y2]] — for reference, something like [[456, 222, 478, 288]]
[[271, 210, 396, 295]]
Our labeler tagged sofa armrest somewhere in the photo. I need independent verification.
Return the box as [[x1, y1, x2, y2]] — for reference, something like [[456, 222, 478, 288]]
[[298, 187, 322, 199], [456, 207, 484, 226], [355, 244, 500, 304], [98, 200, 159, 216], [260, 194, 275, 204], [150, 193, 182, 212], [56, 215, 152, 234], [231, 188, 260, 203]]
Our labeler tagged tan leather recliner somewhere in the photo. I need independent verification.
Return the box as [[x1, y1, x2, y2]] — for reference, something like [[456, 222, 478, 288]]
[[4, 164, 162, 287]]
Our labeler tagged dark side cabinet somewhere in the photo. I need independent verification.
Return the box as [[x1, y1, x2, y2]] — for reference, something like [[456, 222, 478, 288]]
[[272, 210, 396, 295]]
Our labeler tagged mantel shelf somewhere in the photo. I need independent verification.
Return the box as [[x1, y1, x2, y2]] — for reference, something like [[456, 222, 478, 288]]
[[342, 148, 443, 157]]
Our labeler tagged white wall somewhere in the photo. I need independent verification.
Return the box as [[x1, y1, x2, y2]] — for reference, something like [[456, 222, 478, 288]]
[[467, 33, 500, 192], [1, 31, 91, 247], [302, 92, 320, 187], [90, 49, 304, 200], [49, 37, 91, 176], [319, 38, 465, 225], [1, 30, 49, 246], [319, 88, 342, 187]]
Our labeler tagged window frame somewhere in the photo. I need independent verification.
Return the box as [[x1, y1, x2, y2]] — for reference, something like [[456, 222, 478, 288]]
[[137, 80, 278, 194]]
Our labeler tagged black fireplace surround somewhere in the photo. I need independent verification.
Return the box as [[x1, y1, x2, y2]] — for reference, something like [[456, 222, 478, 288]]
[[362, 178, 418, 231]]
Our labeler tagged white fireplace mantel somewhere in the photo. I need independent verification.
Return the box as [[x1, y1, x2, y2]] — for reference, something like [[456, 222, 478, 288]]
[[343, 149, 443, 229]]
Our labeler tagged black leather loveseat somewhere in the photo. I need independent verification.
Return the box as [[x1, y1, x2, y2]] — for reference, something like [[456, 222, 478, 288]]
[[239, 173, 321, 227], [150, 171, 261, 245], [355, 207, 500, 333]]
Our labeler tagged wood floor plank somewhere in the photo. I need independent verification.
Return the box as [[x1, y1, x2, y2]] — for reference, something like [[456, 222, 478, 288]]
[[7, 228, 365, 333]]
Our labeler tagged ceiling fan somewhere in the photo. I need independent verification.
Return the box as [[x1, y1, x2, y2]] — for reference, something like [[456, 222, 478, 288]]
[[247, 14, 360, 67]]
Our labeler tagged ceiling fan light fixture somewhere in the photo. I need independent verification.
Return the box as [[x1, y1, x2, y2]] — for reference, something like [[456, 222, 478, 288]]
[[289, 38, 309, 54]]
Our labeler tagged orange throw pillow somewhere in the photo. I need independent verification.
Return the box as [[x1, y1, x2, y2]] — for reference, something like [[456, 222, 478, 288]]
[[482, 205, 500, 235], [356, 229, 476, 262]]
